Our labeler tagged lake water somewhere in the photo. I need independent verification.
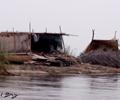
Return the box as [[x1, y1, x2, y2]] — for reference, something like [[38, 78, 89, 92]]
[[0, 74, 120, 100]]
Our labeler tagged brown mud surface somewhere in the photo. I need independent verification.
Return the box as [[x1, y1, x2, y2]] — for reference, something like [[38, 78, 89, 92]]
[[5, 64, 120, 76], [0, 53, 119, 76]]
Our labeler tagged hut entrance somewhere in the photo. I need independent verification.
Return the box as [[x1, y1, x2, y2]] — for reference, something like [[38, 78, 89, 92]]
[[31, 33, 64, 53]]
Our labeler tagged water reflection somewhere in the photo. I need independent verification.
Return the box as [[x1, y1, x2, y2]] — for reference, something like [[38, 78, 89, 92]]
[[61, 75, 120, 100], [89, 75, 119, 90], [0, 75, 119, 100], [87, 75, 120, 100]]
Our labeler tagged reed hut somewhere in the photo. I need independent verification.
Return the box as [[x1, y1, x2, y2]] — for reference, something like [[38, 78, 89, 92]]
[[0, 32, 66, 53], [80, 37, 120, 67]]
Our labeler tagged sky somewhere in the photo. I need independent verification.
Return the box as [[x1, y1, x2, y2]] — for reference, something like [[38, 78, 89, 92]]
[[0, 0, 120, 56]]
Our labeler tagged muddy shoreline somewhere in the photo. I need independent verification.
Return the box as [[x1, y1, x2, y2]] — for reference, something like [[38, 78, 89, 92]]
[[2, 63, 120, 76], [0, 53, 119, 76]]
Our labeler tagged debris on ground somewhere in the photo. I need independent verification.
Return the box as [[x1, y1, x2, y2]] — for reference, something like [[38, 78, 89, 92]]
[[34, 53, 80, 67], [32, 54, 48, 61], [5, 52, 81, 67]]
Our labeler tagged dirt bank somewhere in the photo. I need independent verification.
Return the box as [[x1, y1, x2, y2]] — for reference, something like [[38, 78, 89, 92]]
[[4, 64, 120, 76], [0, 53, 119, 76]]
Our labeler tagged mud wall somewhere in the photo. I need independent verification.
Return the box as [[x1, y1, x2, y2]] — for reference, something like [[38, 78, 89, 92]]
[[0, 33, 30, 53]]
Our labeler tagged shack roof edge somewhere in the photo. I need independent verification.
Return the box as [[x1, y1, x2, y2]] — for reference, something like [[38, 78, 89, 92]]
[[0, 32, 69, 36]]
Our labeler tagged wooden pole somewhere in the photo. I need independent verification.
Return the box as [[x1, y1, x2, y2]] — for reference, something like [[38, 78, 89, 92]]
[[59, 26, 65, 53], [29, 22, 32, 54], [13, 27, 14, 32], [92, 29, 95, 40], [114, 31, 117, 40], [29, 22, 31, 33], [45, 27, 47, 33], [13, 33, 16, 52], [59, 26, 62, 33]]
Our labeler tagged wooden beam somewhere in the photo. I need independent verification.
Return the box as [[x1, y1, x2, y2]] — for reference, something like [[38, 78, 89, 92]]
[[92, 29, 95, 40]]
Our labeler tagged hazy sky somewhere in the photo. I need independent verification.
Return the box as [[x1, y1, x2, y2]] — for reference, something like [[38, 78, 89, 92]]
[[0, 0, 120, 56]]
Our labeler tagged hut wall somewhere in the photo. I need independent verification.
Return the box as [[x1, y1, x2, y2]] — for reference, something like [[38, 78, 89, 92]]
[[0, 33, 30, 53]]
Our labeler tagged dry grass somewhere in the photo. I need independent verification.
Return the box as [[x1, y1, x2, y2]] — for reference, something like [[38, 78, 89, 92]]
[[5, 54, 32, 63]]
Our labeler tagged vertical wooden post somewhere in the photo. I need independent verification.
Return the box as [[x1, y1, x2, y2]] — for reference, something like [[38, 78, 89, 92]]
[[45, 27, 47, 33], [29, 22, 32, 54], [59, 26, 65, 53], [114, 31, 117, 40], [13, 27, 15, 52], [13, 27, 14, 32], [13, 33, 16, 52], [59, 26, 62, 33], [29, 22, 31, 33], [92, 29, 95, 40]]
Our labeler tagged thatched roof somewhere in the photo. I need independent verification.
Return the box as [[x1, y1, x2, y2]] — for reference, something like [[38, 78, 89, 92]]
[[85, 39, 118, 53], [80, 39, 120, 67]]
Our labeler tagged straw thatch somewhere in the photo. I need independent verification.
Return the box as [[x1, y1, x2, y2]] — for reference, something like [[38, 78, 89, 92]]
[[80, 39, 120, 67], [85, 39, 118, 53], [80, 50, 120, 67]]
